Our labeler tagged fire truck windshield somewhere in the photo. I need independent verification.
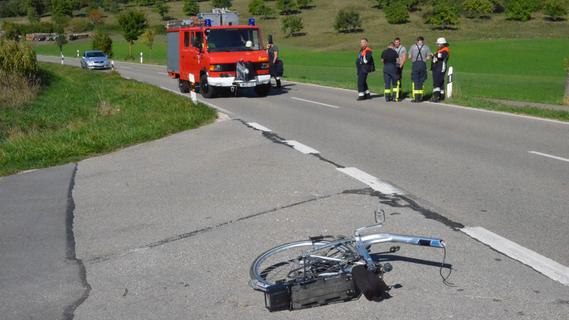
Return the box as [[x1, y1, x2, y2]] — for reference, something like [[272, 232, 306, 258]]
[[206, 28, 261, 52]]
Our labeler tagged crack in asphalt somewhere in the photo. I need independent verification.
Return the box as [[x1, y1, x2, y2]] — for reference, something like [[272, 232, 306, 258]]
[[342, 188, 465, 231], [63, 164, 92, 320], [236, 118, 464, 231], [84, 193, 335, 264]]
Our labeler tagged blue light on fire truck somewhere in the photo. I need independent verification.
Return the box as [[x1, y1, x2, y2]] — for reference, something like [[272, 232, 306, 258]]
[[204, 19, 212, 27], [248, 18, 255, 26]]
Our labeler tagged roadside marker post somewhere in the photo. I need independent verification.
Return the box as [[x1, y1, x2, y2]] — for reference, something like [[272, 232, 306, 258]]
[[111, 60, 115, 71], [447, 66, 454, 99], [60, 53, 64, 65], [76, 49, 79, 58], [140, 52, 144, 64]]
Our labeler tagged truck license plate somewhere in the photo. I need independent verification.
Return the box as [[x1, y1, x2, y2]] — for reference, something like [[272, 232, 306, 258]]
[[238, 82, 256, 88]]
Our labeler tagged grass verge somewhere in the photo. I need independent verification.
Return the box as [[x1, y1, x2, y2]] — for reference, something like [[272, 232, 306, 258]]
[[0, 63, 217, 177]]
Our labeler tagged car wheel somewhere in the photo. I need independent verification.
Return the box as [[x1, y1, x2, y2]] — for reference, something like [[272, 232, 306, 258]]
[[200, 75, 216, 98], [178, 79, 190, 93]]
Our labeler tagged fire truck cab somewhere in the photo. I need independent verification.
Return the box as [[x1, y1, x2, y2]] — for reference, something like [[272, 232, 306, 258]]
[[167, 12, 271, 98]]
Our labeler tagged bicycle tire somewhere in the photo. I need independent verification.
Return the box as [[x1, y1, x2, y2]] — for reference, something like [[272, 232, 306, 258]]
[[250, 239, 356, 291]]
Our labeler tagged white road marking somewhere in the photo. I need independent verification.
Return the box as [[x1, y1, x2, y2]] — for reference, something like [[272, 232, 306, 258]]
[[528, 151, 569, 163], [425, 101, 569, 126], [247, 122, 272, 132], [337, 167, 404, 195], [461, 226, 569, 286], [284, 140, 319, 154], [291, 97, 340, 109]]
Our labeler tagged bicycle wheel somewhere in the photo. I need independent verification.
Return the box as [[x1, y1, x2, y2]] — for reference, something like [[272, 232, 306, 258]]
[[249, 239, 357, 292]]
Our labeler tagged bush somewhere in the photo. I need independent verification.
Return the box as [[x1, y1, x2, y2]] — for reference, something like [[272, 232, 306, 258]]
[[88, 8, 105, 25], [385, 1, 410, 24], [543, 0, 567, 20], [183, 0, 199, 16], [92, 32, 113, 57], [249, 0, 276, 18], [505, 0, 538, 21], [281, 15, 304, 37], [463, 0, 494, 18], [334, 9, 362, 33], [277, 0, 299, 15], [425, 0, 460, 28], [297, 0, 313, 9], [0, 39, 39, 78], [212, 0, 232, 8], [68, 18, 93, 33]]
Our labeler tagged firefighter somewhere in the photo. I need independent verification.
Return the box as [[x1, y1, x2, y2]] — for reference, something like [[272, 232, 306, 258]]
[[381, 42, 399, 102], [393, 37, 407, 102], [408, 36, 432, 103], [431, 37, 450, 103], [356, 38, 375, 101], [267, 35, 282, 88]]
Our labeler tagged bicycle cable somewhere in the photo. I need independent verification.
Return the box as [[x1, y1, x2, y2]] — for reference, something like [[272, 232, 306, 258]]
[[439, 246, 456, 287]]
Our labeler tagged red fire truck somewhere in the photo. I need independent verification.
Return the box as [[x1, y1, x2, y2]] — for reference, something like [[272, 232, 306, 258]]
[[166, 12, 271, 98]]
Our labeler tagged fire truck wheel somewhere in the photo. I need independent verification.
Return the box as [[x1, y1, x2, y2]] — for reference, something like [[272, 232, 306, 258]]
[[200, 75, 216, 98], [178, 80, 190, 93], [255, 84, 271, 97]]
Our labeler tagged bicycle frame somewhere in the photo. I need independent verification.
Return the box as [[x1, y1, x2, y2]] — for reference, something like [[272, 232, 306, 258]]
[[250, 232, 445, 292]]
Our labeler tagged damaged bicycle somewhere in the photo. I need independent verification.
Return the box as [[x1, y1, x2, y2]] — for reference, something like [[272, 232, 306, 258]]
[[249, 207, 451, 312]]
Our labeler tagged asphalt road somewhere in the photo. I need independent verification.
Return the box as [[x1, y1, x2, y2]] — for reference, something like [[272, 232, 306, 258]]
[[0, 164, 87, 320], [13, 55, 566, 319], [39, 55, 569, 265]]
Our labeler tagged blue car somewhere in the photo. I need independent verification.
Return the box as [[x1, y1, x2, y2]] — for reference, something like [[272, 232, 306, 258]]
[[81, 50, 111, 70]]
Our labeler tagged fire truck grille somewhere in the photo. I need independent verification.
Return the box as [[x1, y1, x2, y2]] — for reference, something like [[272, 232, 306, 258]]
[[216, 63, 267, 72]]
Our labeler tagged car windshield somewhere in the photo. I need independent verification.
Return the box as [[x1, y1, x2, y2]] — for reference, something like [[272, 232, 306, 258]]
[[206, 28, 261, 52], [86, 52, 106, 58]]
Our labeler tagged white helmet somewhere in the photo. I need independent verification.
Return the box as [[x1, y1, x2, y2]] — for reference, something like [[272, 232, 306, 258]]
[[436, 37, 448, 45]]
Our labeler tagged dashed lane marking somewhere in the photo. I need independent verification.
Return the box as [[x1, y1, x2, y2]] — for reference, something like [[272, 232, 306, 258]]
[[337, 167, 404, 195], [284, 140, 319, 154], [461, 226, 569, 286], [528, 151, 569, 164], [291, 97, 341, 109], [247, 122, 272, 132]]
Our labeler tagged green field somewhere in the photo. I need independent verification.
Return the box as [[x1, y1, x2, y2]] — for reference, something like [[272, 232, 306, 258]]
[[34, 37, 569, 105], [0, 63, 216, 176]]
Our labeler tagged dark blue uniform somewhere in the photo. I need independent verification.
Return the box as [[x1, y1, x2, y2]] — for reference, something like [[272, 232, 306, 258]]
[[381, 48, 399, 102], [356, 47, 374, 100]]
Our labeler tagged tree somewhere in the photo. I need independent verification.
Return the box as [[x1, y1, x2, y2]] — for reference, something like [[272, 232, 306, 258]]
[[155, 1, 169, 20], [183, 0, 199, 16], [27, 6, 40, 24], [463, 0, 494, 18], [52, 0, 73, 27], [277, 0, 299, 15], [505, 0, 538, 21], [543, 0, 567, 21], [141, 29, 155, 58], [281, 15, 303, 37], [425, 1, 460, 29], [297, 0, 313, 10], [334, 9, 362, 33], [118, 10, 148, 59], [92, 31, 113, 57], [55, 29, 68, 55], [384, 1, 410, 24], [249, 0, 275, 17], [137, 0, 155, 6], [212, 0, 232, 8], [88, 8, 104, 25]]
